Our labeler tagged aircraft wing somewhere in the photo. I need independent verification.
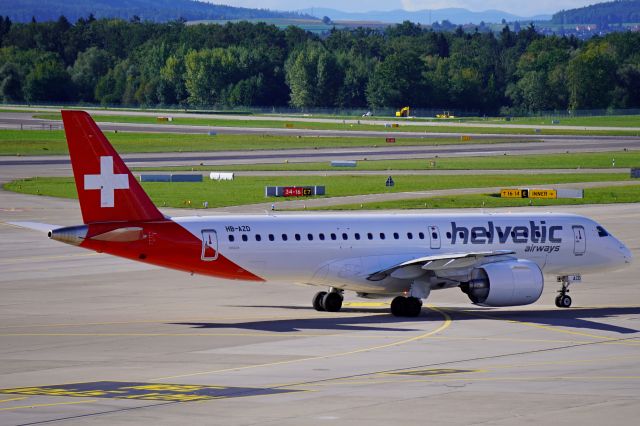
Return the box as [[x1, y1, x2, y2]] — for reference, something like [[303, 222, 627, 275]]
[[367, 250, 515, 281], [6, 221, 60, 233]]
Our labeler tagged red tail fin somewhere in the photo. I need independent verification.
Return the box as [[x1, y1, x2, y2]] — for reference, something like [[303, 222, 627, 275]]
[[61, 110, 164, 224]]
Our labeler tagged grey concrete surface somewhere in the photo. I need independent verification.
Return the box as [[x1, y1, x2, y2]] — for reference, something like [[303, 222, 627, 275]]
[[0, 188, 639, 425]]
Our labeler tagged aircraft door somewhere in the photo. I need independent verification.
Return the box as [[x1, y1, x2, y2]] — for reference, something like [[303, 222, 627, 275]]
[[572, 225, 586, 256], [201, 229, 218, 261], [429, 225, 441, 249]]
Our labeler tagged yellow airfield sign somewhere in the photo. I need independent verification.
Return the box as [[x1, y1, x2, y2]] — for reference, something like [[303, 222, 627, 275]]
[[500, 189, 523, 198], [529, 189, 557, 199]]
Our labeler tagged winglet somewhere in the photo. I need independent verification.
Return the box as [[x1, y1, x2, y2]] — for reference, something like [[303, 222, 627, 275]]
[[61, 111, 164, 224]]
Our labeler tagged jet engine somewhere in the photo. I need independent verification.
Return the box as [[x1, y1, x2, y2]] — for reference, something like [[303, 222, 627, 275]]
[[461, 259, 544, 307]]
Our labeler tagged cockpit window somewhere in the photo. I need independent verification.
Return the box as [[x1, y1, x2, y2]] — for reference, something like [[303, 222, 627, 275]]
[[596, 226, 609, 237]]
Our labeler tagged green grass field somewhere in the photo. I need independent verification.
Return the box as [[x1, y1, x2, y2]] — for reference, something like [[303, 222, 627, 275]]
[[0, 130, 521, 156], [139, 151, 640, 172], [312, 185, 640, 210], [32, 113, 640, 136], [475, 115, 640, 127], [5, 173, 632, 209]]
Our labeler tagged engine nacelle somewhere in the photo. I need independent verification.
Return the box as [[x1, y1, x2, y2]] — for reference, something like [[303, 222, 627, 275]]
[[464, 259, 544, 307]]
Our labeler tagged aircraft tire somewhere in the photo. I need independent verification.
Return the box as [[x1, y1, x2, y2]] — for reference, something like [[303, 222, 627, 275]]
[[559, 295, 572, 308], [313, 291, 327, 311], [322, 292, 343, 312], [391, 296, 408, 317], [405, 297, 423, 317]]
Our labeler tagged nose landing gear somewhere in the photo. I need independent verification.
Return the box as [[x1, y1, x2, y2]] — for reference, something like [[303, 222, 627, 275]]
[[555, 275, 581, 308]]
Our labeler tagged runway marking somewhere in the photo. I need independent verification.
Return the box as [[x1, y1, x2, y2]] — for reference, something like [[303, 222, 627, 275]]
[[0, 332, 389, 338], [0, 396, 28, 404], [306, 375, 640, 387], [0, 399, 98, 411], [0, 382, 299, 403], [0, 313, 340, 330], [343, 302, 388, 308], [385, 368, 482, 376], [481, 353, 640, 372], [150, 305, 452, 381]]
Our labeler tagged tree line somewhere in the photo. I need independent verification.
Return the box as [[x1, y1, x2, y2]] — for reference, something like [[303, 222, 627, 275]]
[[0, 17, 639, 114]]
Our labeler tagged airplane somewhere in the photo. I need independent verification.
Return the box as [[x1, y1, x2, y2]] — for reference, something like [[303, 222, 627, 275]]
[[32, 111, 633, 317]]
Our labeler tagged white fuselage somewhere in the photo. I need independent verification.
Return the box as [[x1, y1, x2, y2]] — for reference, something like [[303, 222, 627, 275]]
[[176, 212, 631, 295]]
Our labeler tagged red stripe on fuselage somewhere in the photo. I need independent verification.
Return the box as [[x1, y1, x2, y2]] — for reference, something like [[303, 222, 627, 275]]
[[80, 220, 264, 282]]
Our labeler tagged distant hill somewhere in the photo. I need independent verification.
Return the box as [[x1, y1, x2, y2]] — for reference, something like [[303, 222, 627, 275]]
[[301, 7, 550, 25], [0, 0, 312, 23], [552, 0, 640, 24]]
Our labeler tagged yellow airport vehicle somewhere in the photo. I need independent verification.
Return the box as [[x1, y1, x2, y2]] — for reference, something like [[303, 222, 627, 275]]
[[436, 111, 455, 119], [395, 106, 410, 117]]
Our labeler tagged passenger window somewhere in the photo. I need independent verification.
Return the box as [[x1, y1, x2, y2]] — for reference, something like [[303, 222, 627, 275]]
[[432, 232, 438, 239], [446, 232, 452, 239], [307, 233, 313, 241], [342, 233, 348, 240], [295, 234, 301, 241], [319, 233, 325, 241], [228, 235, 235, 242], [368, 233, 373, 240], [393, 232, 399, 239], [268, 234, 275, 241], [419, 232, 425, 239], [282, 234, 288, 241], [242, 235, 248, 242], [355, 233, 361, 240], [380, 233, 386, 240], [331, 233, 337, 240], [255, 234, 262, 242], [407, 232, 413, 239]]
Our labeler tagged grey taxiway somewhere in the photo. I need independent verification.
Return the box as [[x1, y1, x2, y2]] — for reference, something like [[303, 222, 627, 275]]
[[0, 187, 639, 425]]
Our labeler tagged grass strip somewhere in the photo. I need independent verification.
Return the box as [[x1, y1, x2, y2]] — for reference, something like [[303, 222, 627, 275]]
[[311, 185, 640, 210], [137, 151, 640, 172], [4, 173, 631, 209]]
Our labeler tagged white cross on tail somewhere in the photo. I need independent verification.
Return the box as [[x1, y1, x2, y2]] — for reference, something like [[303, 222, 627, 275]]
[[84, 156, 129, 207]]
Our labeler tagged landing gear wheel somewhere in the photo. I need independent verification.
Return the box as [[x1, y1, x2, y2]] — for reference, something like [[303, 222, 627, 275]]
[[313, 291, 327, 311], [322, 292, 343, 312], [558, 294, 572, 308], [390, 296, 422, 317], [391, 296, 407, 317], [406, 297, 423, 317]]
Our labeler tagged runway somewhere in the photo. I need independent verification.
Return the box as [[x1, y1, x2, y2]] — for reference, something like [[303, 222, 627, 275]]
[[2, 137, 640, 170], [0, 189, 639, 425]]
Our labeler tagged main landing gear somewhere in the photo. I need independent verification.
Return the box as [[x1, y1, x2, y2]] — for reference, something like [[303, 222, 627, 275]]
[[555, 275, 581, 308], [390, 296, 423, 317], [312, 288, 344, 312]]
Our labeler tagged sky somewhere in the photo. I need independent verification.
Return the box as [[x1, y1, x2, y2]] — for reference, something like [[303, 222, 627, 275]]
[[213, 1, 607, 16]]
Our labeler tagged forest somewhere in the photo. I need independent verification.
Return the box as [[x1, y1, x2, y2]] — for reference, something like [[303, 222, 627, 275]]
[[0, 0, 309, 24], [551, 0, 640, 25], [0, 17, 639, 114]]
